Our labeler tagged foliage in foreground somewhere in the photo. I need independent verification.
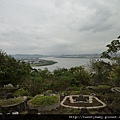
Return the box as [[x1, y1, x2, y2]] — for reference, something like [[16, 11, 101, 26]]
[[0, 50, 31, 85], [0, 36, 120, 96], [14, 88, 30, 97], [28, 94, 59, 107], [0, 97, 25, 106]]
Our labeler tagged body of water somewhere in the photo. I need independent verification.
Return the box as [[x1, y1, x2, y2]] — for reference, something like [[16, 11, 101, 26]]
[[32, 57, 110, 72]]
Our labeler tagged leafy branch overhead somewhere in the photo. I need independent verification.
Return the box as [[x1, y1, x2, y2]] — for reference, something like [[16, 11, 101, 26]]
[[101, 36, 120, 59]]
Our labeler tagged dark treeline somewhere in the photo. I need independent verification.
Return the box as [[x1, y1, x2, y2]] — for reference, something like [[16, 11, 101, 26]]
[[0, 37, 120, 114], [0, 37, 120, 95]]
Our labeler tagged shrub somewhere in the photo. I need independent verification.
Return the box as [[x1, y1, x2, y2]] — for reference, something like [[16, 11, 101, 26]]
[[14, 88, 29, 96], [28, 94, 59, 107]]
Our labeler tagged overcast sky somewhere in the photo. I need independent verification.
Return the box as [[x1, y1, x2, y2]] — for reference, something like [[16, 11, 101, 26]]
[[0, 0, 120, 55]]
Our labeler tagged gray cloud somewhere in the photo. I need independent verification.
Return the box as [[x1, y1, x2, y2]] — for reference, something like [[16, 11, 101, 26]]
[[0, 0, 120, 55]]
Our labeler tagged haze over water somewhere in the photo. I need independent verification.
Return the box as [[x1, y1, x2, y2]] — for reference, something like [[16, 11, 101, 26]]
[[32, 57, 110, 72]]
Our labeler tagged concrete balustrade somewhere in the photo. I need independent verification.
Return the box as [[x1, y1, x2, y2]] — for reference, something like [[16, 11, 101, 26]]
[[0, 96, 27, 114], [28, 102, 60, 112], [111, 87, 120, 94], [61, 95, 106, 110]]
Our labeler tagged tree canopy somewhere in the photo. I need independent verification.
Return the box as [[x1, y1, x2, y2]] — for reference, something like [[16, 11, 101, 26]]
[[101, 37, 120, 59], [0, 50, 31, 86]]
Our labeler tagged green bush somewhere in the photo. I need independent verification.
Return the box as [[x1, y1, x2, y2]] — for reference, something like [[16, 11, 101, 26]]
[[14, 88, 29, 96], [28, 94, 59, 107]]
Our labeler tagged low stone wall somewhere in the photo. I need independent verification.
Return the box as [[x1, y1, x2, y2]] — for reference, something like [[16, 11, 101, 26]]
[[28, 102, 60, 112], [0, 87, 19, 99], [111, 87, 120, 95], [61, 95, 106, 110], [0, 96, 27, 114]]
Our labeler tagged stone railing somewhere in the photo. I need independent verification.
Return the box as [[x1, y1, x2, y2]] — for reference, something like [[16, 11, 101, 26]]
[[61, 95, 106, 110], [28, 102, 60, 112], [0, 96, 27, 114], [0, 87, 19, 92], [0, 87, 19, 99], [111, 87, 120, 95]]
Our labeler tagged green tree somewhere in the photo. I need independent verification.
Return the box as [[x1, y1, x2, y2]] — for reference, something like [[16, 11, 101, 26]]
[[89, 59, 112, 84], [69, 66, 91, 86], [21, 77, 43, 96], [109, 66, 120, 86], [101, 37, 120, 60], [100, 36, 120, 86], [0, 50, 31, 85]]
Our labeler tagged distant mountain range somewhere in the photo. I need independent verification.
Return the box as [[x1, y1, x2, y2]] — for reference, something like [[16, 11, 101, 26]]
[[11, 54, 101, 60], [11, 54, 46, 59], [55, 54, 101, 58]]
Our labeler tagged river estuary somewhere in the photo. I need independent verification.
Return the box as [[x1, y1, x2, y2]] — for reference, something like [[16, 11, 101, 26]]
[[32, 57, 110, 72]]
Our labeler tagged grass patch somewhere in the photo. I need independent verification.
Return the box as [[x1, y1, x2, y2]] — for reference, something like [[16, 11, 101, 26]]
[[28, 94, 59, 107], [87, 85, 111, 90], [96, 85, 111, 89], [0, 97, 25, 107], [14, 88, 29, 96]]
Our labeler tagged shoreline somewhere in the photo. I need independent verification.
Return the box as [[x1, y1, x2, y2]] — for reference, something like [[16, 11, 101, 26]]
[[30, 61, 57, 67]]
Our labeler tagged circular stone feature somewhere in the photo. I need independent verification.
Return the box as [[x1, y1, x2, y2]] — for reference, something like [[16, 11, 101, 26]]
[[27, 94, 60, 111], [61, 95, 106, 109]]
